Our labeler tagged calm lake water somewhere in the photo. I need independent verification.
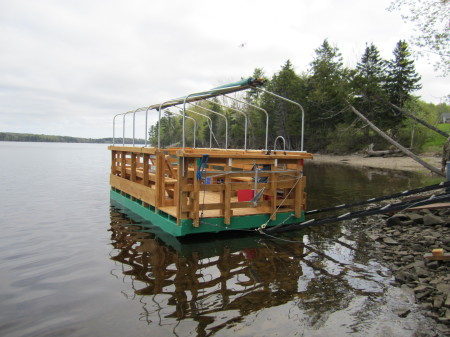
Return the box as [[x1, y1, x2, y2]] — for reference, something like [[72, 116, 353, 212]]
[[0, 142, 440, 337]]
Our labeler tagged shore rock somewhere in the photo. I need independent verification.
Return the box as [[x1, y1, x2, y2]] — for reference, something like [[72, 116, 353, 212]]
[[365, 206, 450, 328]]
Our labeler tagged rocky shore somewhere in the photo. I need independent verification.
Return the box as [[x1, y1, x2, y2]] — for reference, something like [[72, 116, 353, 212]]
[[312, 152, 450, 334], [364, 204, 450, 335]]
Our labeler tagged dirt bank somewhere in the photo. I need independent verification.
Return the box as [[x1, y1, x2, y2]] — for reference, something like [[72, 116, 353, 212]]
[[312, 153, 442, 174]]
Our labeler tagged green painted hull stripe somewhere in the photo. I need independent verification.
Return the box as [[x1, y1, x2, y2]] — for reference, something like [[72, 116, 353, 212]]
[[110, 189, 305, 237]]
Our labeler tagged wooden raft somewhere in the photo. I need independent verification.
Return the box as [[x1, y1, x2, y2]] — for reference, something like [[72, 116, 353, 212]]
[[109, 146, 313, 228]]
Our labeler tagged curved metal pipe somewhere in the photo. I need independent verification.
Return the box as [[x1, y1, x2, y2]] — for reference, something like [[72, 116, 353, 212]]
[[274, 135, 286, 151], [205, 99, 248, 150], [144, 106, 154, 147], [167, 108, 197, 148], [114, 107, 150, 147], [253, 87, 305, 152], [176, 106, 213, 149], [113, 112, 126, 146], [193, 102, 229, 149], [132, 110, 136, 146], [122, 110, 133, 146], [119, 108, 140, 146], [157, 100, 176, 149], [223, 95, 269, 151], [182, 94, 196, 150]]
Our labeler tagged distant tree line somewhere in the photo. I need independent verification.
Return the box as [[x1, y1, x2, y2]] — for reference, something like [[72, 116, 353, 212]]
[[151, 39, 449, 153], [0, 132, 145, 144]]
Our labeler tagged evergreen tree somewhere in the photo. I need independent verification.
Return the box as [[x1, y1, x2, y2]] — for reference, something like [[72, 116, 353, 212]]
[[308, 39, 350, 109], [384, 40, 422, 108], [260, 60, 306, 150], [306, 39, 352, 151], [353, 43, 390, 130], [356, 43, 386, 94]]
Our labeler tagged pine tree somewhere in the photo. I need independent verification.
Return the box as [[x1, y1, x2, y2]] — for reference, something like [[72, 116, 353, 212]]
[[356, 43, 386, 93], [384, 40, 422, 108], [260, 60, 306, 150], [354, 43, 389, 129], [306, 39, 352, 151]]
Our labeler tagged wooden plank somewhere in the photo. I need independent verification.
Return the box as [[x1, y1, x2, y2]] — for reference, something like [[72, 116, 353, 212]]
[[224, 162, 232, 225], [270, 163, 277, 220], [131, 152, 137, 182], [183, 200, 275, 211], [161, 204, 293, 219], [108, 145, 157, 155], [424, 253, 450, 261], [110, 174, 156, 205], [202, 184, 225, 192], [164, 199, 175, 207], [294, 175, 305, 218], [229, 181, 296, 191], [143, 153, 149, 186], [175, 156, 182, 224], [192, 158, 200, 227], [111, 150, 117, 174], [165, 155, 176, 178], [155, 153, 164, 208], [120, 152, 127, 178], [176, 157, 190, 222], [125, 168, 177, 184], [173, 175, 293, 189]]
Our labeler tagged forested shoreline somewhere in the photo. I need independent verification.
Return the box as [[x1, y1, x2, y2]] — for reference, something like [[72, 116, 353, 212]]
[[0, 132, 145, 144], [150, 39, 449, 154]]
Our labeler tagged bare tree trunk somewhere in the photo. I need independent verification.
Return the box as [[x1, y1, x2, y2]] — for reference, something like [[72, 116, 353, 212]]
[[365, 144, 403, 157], [349, 104, 444, 176], [389, 102, 449, 138]]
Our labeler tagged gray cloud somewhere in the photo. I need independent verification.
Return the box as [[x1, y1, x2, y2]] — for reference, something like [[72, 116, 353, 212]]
[[0, 0, 448, 138]]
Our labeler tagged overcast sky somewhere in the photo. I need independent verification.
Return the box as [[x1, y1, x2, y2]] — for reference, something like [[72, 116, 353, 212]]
[[1, 0, 448, 139]]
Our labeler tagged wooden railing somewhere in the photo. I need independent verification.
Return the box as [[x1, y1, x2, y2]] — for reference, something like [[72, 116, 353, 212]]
[[109, 146, 312, 227]]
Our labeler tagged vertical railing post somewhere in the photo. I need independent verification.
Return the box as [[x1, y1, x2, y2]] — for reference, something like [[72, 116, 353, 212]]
[[155, 152, 164, 208]]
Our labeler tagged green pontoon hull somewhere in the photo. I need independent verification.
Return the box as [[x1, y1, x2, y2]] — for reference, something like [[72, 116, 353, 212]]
[[111, 189, 305, 237]]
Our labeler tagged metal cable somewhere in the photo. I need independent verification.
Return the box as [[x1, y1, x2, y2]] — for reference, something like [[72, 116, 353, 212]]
[[265, 193, 450, 234], [306, 181, 450, 215]]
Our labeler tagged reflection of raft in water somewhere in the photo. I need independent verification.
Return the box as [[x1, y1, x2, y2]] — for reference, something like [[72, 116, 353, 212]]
[[108, 207, 306, 334], [109, 78, 312, 237], [109, 205, 391, 335]]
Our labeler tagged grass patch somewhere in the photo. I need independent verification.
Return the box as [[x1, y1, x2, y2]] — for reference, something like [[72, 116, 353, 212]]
[[421, 124, 450, 152]]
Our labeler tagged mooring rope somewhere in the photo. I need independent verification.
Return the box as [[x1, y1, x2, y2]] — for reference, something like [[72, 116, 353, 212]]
[[264, 192, 450, 235], [306, 181, 450, 215], [260, 174, 303, 229]]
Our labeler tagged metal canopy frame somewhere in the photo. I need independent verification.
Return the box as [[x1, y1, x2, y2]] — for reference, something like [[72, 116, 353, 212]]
[[253, 87, 305, 152], [112, 77, 306, 152]]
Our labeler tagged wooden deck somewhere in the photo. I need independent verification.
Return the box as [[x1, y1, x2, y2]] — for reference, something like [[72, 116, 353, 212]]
[[158, 190, 293, 218]]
